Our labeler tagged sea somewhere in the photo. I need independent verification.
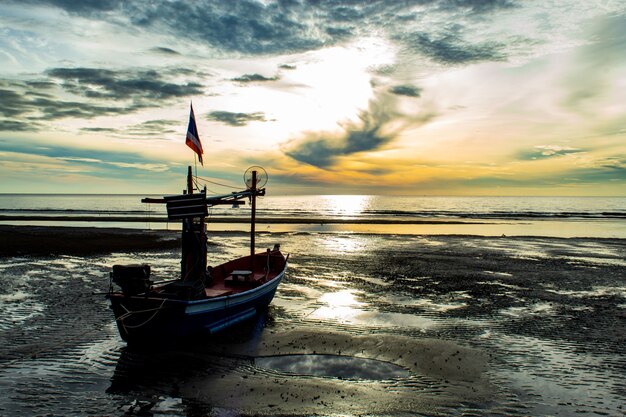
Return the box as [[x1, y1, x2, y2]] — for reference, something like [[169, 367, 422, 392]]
[[0, 194, 625, 416], [1, 194, 625, 238]]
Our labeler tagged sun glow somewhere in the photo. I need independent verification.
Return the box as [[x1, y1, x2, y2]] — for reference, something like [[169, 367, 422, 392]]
[[311, 290, 365, 323], [321, 195, 371, 217]]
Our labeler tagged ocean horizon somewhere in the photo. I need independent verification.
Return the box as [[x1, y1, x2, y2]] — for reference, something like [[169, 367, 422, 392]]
[[1, 194, 625, 238]]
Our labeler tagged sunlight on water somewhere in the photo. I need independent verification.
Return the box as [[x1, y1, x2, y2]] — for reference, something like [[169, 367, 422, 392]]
[[320, 234, 366, 253], [308, 289, 438, 329], [321, 195, 370, 217], [312, 290, 365, 322]]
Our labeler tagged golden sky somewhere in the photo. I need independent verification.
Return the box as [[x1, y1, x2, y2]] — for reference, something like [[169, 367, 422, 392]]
[[0, 1, 625, 195]]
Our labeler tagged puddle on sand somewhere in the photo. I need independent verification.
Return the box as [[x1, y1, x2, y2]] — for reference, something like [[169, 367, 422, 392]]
[[255, 354, 411, 380]]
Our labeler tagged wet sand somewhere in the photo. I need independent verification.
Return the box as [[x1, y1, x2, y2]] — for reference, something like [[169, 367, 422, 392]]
[[0, 225, 179, 256], [0, 226, 625, 416]]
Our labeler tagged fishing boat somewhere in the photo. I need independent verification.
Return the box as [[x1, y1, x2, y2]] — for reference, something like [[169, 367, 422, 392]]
[[106, 165, 288, 344]]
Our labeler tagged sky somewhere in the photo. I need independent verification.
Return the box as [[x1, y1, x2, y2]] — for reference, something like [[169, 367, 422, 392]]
[[0, 0, 625, 196]]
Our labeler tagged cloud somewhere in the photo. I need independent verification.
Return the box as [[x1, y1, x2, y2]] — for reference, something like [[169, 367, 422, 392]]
[[128, 1, 345, 55], [207, 111, 270, 126], [24, 80, 57, 90], [80, 119, 180, 137], [0, 120, 41, 132], [572, 165, 626, 183], [435, 0, 517, 14], [47, 67, 203, 100], [231, 73, 279, 83], [284, 94, 398, 168], [15, 1, 518, 59], [10, 0, 531, 73], [517, 145, 584, 160], [283, 79, 438, 169], [0, 84, 142, 127], [0, 65, 205, 125], [0, 88, 30, 118], [397, 28, 506, 64], [562, 14, 626, 112], [390, 84, 422, 97], [279, 64, 297, 70], [31, 0, 122, 14], [150, 46, 181, 55], [0, 139, 172, 175], [80, 127, 118, 133]]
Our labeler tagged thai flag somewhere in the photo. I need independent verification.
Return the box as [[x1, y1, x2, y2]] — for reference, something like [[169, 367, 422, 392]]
[[185, 104, 203, 165]]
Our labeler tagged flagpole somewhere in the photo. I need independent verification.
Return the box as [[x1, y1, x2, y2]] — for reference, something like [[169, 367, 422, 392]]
[[194, 154, 198, 191]]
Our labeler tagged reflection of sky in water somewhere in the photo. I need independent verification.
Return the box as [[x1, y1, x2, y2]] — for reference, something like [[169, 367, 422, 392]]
[[320, 235, 366, 253], [500, 302, 555, 317], [0, 290, 45, 331], [309, 289, 437, 329], [384, 294, 467, 312], [255, 354, 409, 380], [484, 333, 625, 415], [311, 290, 364, 323], [542, 285, 626, 298]]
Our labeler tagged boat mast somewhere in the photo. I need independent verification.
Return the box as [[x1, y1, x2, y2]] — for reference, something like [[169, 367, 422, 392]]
[[250, 170, 257, 264], [180, 165, 207, 282], [187, 166, 193, 195]]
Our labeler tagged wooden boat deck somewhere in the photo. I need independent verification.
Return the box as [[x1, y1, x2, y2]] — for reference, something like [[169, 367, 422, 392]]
[[204, 270, 280, 298]]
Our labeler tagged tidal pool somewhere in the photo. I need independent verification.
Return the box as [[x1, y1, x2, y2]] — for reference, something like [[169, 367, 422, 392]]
[[255, 354, 411, 380]]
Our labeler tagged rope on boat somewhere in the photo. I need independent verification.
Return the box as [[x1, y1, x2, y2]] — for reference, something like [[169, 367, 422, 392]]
[[116, 299, 167, 332]]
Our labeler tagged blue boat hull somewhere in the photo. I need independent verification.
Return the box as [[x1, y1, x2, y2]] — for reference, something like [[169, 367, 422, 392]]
[[108, 266, 285, 344]]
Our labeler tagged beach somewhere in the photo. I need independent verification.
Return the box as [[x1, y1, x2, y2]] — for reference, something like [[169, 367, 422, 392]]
[[0, 225, 624, 416]]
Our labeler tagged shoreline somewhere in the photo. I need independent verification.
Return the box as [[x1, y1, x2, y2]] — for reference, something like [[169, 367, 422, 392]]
[[0, 214, 483, 225], [1, 224, 624, 257]]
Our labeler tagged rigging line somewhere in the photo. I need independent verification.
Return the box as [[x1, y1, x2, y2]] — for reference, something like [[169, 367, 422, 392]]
[[192, 176, 201, 191], [194, 175, 240, 189], [200, 186, 218, 195], [193, 180, 216, 194]]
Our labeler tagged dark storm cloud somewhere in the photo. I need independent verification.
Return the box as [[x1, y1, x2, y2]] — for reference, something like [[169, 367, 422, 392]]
[[390, 85, 422, 97], [231, 73, 279, 83], [207, 111, 269, 127], [47, 67, 203, 100]]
